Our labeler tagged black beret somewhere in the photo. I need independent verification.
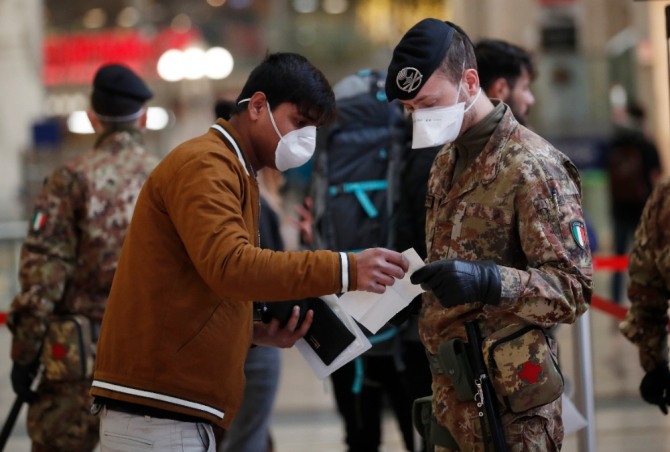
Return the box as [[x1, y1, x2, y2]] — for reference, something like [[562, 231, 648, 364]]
[[91, 64, 153, 120], [385, 19, 456, 102]]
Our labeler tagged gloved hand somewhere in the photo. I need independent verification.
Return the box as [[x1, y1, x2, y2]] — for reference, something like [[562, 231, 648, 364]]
[[11, 361, 39, 403], [640, 366, 670, 415], [410, 259, 501, 308]]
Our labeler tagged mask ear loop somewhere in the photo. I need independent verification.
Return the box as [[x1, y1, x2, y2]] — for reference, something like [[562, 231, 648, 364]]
[[265, 102, 283, 139], [239, 96, 283, 139]]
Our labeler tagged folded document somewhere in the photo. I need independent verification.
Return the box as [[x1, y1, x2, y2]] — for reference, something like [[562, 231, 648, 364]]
[[337, 248, 425, 333]]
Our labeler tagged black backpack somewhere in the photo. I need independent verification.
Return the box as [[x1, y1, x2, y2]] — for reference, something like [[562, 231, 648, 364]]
[[310, 69, 409, 254]]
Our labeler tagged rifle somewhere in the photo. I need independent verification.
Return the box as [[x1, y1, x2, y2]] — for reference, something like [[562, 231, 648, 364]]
[[0, 364, 42, 451], [0, 396, 24, 451], [464, 320, 508, 452]]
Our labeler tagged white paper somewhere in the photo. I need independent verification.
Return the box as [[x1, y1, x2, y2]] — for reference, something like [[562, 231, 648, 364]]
[[295, 294, 371, 379], [337, 248, 425, 333], [562, 394, 588, 436]]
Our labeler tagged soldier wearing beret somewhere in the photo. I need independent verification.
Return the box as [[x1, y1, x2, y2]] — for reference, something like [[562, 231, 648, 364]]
[[7, 63, 158, 451], [386, 19, 592, 450], [620, 177, 670, 415]]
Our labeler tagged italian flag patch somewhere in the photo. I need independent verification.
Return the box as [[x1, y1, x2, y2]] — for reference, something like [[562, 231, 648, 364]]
[[570, 220, 587, 250], [32, 210, 47, 231]]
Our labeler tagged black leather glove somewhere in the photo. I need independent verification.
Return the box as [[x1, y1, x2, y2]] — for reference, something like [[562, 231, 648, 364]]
[[410, 259, 501, 308], [640, 366, 670, 415], [11, 361, 39, 403]]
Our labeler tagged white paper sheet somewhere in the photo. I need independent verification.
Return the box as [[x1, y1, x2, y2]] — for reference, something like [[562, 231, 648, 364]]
[[337, 248, 425, 333]]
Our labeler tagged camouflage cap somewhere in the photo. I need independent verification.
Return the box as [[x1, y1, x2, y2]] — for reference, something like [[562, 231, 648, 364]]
[[91, 64, 153, 121]]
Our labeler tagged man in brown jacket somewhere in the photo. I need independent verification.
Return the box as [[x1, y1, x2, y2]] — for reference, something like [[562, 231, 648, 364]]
[[90, 52, 408, 451]]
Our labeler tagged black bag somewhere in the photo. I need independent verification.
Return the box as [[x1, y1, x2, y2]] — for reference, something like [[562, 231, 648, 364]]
[[310, 69, 409, 254], [309, 69, 410, 354]]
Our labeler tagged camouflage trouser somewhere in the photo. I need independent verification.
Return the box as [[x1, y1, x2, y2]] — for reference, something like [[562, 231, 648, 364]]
[[27, 378, 99, 452], [432, 375, 563, 452]]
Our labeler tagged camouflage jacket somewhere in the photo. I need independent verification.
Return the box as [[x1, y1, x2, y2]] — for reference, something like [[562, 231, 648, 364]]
[[620, 177, 670, 372], [8, 129, 158, 365], [420, 107, 593, 354]]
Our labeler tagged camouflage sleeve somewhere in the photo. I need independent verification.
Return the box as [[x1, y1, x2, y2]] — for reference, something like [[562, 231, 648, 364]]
[[620, 179, 670, 372], [490, 158, 592, 327], [7, 167, 82, 365]]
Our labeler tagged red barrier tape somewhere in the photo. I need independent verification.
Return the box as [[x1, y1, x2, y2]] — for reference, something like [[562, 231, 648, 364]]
[[0, 256, 635, 327], [591, 295, 628, 321], [593, 255, 629, 272]]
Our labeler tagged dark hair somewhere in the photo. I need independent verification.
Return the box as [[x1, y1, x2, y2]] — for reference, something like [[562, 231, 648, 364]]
[[215, 99, 237, 120], [437, 22, 478, 84], [475, 39, 535, 91], [234, 52, 336, 126]]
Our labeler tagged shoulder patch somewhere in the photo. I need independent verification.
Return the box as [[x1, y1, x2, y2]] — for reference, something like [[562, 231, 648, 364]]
[[32, 210, 48, 231], [570, 220, 587, 250]]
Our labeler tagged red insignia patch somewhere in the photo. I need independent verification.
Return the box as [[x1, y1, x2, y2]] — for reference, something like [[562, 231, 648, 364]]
[[51, 342, 67, 360], [519, 361, 542, 384]]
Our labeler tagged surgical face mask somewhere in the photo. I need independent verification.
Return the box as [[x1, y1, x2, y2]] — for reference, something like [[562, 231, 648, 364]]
[[411, 80, 481, 149], [267, 102, 317, 171]]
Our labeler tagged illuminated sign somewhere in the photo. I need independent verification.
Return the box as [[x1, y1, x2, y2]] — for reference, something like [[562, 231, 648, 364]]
[[43, 28, 201, 86]]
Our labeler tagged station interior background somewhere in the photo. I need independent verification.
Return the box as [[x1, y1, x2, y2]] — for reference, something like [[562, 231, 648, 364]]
[[2, 0, 670, 450]]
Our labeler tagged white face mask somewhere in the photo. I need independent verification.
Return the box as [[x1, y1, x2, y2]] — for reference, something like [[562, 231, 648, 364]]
[[267, 102, 317, 171], [411, 79, 481, 149]]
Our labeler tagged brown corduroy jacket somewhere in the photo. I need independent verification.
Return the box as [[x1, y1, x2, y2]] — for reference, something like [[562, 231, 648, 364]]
[[91, 119, 356, 428]]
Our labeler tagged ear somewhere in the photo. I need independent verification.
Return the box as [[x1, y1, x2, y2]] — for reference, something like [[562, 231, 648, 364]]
[[487, 77, 510, 101], [138, 109, 148, 128], [86, 110, 102, 133], [247, 91, 267, 121], [463, 68, 481, 95]]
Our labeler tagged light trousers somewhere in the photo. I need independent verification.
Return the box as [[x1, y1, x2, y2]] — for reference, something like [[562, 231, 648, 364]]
[[99, 406, 216, 452]]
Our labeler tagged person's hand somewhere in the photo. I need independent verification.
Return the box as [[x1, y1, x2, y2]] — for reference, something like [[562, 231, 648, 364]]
[[355, 248, 409, 294], [410, 259, 501, 308], [290, 197, 314, 247], [253, 305, 314, 348], [640, 366, 670, 415], [11, 361, 39, 403]]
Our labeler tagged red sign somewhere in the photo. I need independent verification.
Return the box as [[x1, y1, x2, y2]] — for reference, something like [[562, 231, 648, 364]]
[[43, 28, 201, 86]]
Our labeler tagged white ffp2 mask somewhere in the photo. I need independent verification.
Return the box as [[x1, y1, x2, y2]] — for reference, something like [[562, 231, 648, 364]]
[[267, 102, 317, 171], [411, 85, 481, 149]]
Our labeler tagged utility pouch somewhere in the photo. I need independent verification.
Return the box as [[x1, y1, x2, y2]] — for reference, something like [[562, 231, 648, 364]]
[[41, 315, 94, 381], [438, 338, 476, 401], [482, 323, 563, 414], [412, 396, 459, 450]]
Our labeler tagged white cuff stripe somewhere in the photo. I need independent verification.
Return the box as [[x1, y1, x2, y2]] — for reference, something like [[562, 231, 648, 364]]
[[340, 252, 349, 292]]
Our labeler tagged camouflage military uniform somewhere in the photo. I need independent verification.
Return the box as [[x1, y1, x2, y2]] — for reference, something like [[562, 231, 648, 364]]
[[7, 129, 157, 452], [421, 106, 592, 451], [620, 178, 670, 372]]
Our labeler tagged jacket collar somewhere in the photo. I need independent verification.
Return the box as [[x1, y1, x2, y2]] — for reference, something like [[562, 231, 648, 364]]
[[445, 103, 518, 201], [209, 119, 255, 178]]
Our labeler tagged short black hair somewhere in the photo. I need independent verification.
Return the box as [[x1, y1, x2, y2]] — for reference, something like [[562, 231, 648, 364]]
[[215, 99, 236, 120], [475, 39, 535, 92], [235, 52, 336, 126], [437, 22, 478, 85]]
